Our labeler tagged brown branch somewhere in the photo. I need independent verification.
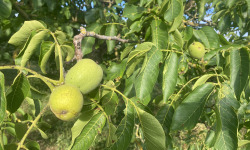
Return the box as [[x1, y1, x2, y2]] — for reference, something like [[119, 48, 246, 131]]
[[11, 0, 30, 20], [72, 27, 137, 61]]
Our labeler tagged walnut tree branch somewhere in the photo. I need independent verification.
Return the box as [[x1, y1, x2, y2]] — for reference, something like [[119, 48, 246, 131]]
[[11, 0, 30, 20], [72, 27, 137, 61]]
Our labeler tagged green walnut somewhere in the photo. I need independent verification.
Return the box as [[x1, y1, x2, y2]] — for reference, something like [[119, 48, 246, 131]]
[[49, 84, 84, 121], [65, 59, 103, 94], [188, 42, 206, 59]]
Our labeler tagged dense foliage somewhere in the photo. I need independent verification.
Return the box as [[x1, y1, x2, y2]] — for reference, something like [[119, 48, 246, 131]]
[[0, 0, 249, 149]]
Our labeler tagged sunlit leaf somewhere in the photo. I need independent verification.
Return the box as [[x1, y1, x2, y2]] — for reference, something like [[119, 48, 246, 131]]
[[106, 24, 117, 54], [151, 19, 168, 50], [8, 20, 46, 47], [168, 0, 183, 33], [71, 112, 106, 150], [0, 72, 6, 125], [164, 0, 181, 22], [162, 52, 179, 102], [101, 91, 119, 115], [123, 4, 146, 21], [192, 74, 215, 90], [39, 41, 55, 74]]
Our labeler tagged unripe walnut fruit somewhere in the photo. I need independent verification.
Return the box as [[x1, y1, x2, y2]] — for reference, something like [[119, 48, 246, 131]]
[[188, 42, 206, 59], [49, 84, 84, 121], [65, 59, 103, 94]]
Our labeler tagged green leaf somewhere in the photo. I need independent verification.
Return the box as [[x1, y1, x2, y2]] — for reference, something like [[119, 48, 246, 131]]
[[120, 45, 135, 60], [214, 97, 238, 150], [192, 74, 215, 90], [101, 91, 119, 115], [54, 30, 66, 45], [126, 57, 143, 77], [69, 109, 98, 149], [226, 0, 237, 8], [0, 72, 6, 125], [221, 83, 240, 110], [61, 44, 75, 62], [71, 112, 106, 150], [123, 4, 146, 21], [6, 73, 30, 113], [135, 45, 163, 105], [156, 104, 174, 148], [127, 42, 153, 63], [162, 52, 179, 103], [8, 21, 46, 47], [212, 9, 227, 22], [183, 26, 193, 41], [164, 0, 181, 22], [168, 0, 183, 33], [193, 29, 210, 49], [39, 41, 55, 74], [25, 141, 40, 150], [106, 123, 117, 147], [105, 24, 117, 54], [171, 83, 214, 130], [126, 21, 143, 36], [151, 19, 169, 50], [198, 0, 206, 21], [81, 23, 102, 55], [137, 108, 166, 150], [15, 122, 28, 140], [106, 59, 127, 80], [21, 30, 49, 67], [0, 0, 12, 19], [172, 29, 183, 48], [230, 48, 249, 100], [109, 101, 135, 150], [200, 26, 220, 49]]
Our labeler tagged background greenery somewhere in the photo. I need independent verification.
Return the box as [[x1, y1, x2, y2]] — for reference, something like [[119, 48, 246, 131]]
[[0, 0, 249, 149]]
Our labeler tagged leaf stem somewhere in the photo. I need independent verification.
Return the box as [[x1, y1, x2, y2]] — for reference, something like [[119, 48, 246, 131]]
[[17, 104, 49, 150]]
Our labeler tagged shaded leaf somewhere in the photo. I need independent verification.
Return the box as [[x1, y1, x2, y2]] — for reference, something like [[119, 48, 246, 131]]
[[101, 91, 119, 115], [6, 73, 30, 113], [106, 59, 127, 80], [230, 48, 249, 100], [25, 141, 40, 150], [171, 83, 214, 130], [135, 45, 162, 105], [183, 26, 193, 41], [8, 20, 46, 47], [214, 97, 238, 150], [109, 101, 135, 150], [0, 0, 12, 18], [106, 123, 117, 147], [162, 52, 179, 103], [15, 122, 28, 140], [0, 72, 6, 125], [82, 23, 102, 55], [137, 108, 166, 150], [39, 41, 55, 74], [61, 44, 75, 62], [156, 104, 174, 148], [71, 112, 106, 150]]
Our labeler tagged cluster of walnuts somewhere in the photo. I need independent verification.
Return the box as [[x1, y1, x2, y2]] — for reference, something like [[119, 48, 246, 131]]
[[49, 59, 103, 121]]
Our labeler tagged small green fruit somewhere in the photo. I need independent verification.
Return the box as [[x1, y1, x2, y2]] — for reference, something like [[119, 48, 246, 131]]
[[188, 42, 206, 59], [49, 84, 84, 121], [65, 59, 103, 94]]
